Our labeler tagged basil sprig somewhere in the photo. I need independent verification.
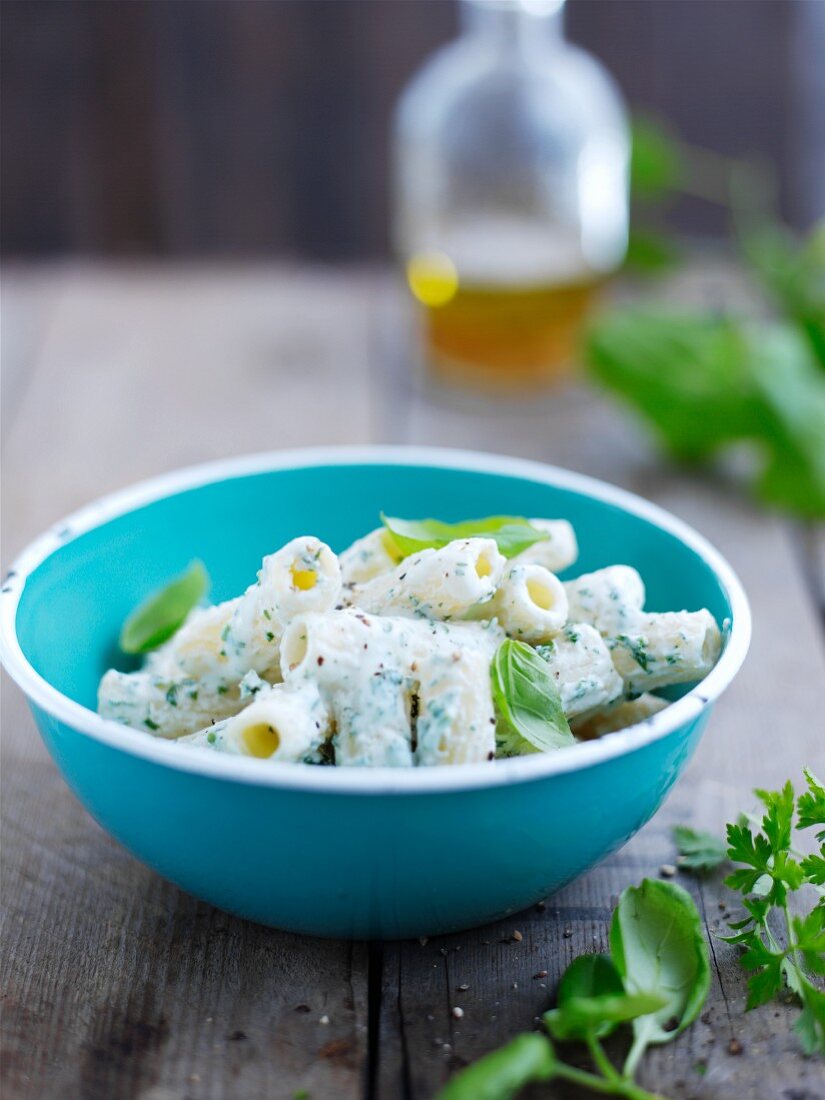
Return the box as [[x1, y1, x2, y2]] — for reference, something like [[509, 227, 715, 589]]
[[436, 879, 711, 1100], [119, 560, 209, 654], [380, 513, 548, 560], [610, 879, 711, 1075], [491, 639, 575, 756]]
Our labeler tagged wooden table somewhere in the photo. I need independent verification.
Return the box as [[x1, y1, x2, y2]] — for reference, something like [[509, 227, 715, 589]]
[[2, 263, 823, 1100]]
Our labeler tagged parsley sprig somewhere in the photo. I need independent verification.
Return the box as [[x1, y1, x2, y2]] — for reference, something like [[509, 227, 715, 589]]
[[722, 771, 825, 1054]]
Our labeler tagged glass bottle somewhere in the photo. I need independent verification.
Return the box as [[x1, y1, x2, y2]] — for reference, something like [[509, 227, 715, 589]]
[[392, 0, 629, 390]]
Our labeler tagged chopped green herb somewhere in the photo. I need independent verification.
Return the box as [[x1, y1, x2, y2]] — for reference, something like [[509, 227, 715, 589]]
[[144, 717, 160, 731], [614, 634, 650, 671]]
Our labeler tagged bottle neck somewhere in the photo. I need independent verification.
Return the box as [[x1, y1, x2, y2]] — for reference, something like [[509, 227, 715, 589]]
[[460, 0, 566, 51]]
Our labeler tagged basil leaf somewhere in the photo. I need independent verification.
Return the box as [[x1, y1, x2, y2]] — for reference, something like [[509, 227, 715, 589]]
[[630, 116, 685, 201], [435, 1032, 556, 1100], [545, 953, 665, 1041], [672, 825, 727, 874], [119, 560, 209, 654], [380, 513, 548, 560], [586, 308, 825, 518], [610, 879, 711, 1073], [625, 227, 682, 275], [544, 990, 667, 1042], [490, 640, 575, 756], [745, 221, 825, 371], [558, 953, 624, 1004]]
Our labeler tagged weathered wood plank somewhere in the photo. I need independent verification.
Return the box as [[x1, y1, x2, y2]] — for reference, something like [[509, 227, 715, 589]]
[[1, 263, 377, 558], [1, 679, 369, 1100]]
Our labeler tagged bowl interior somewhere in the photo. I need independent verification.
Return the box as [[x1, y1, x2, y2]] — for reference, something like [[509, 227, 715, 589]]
[[15, 462, 734, 712]]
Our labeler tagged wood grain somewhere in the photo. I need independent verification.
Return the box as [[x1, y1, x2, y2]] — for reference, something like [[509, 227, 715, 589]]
[[2, 263, 823, 1100]]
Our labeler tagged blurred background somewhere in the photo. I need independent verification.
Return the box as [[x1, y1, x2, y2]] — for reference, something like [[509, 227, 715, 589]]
[[2, 0, 823, 260], [2, 0, 824, 530]]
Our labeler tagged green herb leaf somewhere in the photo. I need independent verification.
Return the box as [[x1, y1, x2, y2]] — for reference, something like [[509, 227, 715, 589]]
[[380, 514, 548, 560], [544, 953, 666, 1042], [586, 309, 825, 518], [558, 953, 624, 1005], [119, 560, 209, 654], [672, 825, 727, 874], [739, 935, 786, 1009], [792, 910, 825, 977], [724, 776, 825, 1054], [794, 976, 825, 1056], [625, 226, 682, 275], [434, 1032, 556, 1100], [631, 117, 685, 201], [490, 640, 575, 756], [797, 768, 825, 843], [610, 879, 711, 1074], [745, 220, 825, 371], [801, 853, 825, 887], [586, 309, 763, 461], [545, 990, 667, 1043]]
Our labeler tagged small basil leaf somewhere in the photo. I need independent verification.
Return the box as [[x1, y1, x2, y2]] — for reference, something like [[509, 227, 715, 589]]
[[491, 640, 575, 756], [551, 954, 629, 1039], [672, 825, 728, 874], [119, 560, 209, 654], [625, 227, 682, 275], [610, 879, 711, 1072], [435, 1032, 556, 1100], [544, 990, 667, 1042], [630, 116, 685, 201], [380, 513, 548, 560], [558, 953, 624, 1005]]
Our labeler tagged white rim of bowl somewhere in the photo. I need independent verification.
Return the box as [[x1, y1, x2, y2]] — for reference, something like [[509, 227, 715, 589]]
[[0, 446, 751, 795]]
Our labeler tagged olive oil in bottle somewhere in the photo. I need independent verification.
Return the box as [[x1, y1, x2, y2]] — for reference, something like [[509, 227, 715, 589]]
[[406, 220, 603, 387], [393, 0, 629, 390]]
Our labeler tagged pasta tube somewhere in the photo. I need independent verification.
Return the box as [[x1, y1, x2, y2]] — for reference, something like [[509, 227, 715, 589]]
[[511, 518, 579, 574], [485, 562, 568, 643], [98, 667, 243, 739], [152, 536, 341, 684], [350, 538, 505, 620], [101, 537, 344, 737], [414, 644, 496, 766], [222, 682, 331, 763], [571, 693, 670, 740], [608, 610, 722, 694], [536, 624, 624, 718], [339, 527, 402, 586], [280, 610, 502, 766], [564, 566, 645, 637]]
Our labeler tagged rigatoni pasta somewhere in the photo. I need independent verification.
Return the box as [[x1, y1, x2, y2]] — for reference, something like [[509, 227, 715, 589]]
[[99, 511, 723, 765]]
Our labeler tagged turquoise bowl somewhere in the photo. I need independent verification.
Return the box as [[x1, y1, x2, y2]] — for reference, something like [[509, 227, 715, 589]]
[[0, 448, 750, 939]]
